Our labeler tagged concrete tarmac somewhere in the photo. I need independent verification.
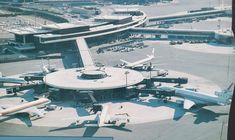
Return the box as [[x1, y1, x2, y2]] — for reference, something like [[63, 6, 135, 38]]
[[0, 105, 229, 140], [0, 40, 233, 140], [92, 40, 235, 88]]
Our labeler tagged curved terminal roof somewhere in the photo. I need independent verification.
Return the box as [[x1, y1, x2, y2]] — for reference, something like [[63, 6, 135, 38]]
[[44, 67, 144, 90]]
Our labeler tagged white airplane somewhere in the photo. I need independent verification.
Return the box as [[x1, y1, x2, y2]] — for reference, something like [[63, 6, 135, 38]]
[[120, 48, 155, 69], [18, 63, 56, 80], [35, 59, 56, 75], [50, 104, 131, 135], [0, 98, 51, 119], [158, 83, 233, 110], [75, 104, 130, 127], [40, 60, 56, 75]]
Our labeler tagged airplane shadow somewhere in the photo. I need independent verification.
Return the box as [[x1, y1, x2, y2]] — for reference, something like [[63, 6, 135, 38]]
[[130, 98, 187, 121], [82, 125, 132, 137], [82, 126, 99, 137], [130, 98, 228, 123], [0, 113, 32, 127], [49, 121, 132, 137], [190, 108, 228, 124], [76, 107, 90, 117], [0, 89, 34, 102], [49, 122, 81, 132]]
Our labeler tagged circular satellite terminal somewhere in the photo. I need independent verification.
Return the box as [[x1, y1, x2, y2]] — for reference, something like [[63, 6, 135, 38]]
[[44, 67, 144, 90]]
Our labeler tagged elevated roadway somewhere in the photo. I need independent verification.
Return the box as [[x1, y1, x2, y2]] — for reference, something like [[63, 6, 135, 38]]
[[130, 27, 215, 39], [148, 7, 231, 23], [75, 38, 95, 70], [35, 12, 147, 44]]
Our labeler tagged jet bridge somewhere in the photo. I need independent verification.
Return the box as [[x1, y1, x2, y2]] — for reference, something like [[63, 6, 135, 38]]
[[151, 77, 188, 85]]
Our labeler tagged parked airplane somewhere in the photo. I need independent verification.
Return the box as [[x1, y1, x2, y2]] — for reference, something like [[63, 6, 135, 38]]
[[120, 48, 155, 70], [133, 62, 169, 76], [75, 104, 130, 127], [0, 98, 51, 119], [50, 104, 131, 136], [40, 59, 57, 74], [19, 61, 57, 80], [158, 83, 233, 109]]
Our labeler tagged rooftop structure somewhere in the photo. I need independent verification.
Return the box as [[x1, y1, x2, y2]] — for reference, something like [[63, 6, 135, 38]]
[[8, 27, 50, 35], [42, 22, 88, 30], [6, 9, 147, 47], [44, 67, 144, 90], [114, 8, 143, 16], [94, 15, 132, 24], [44, 37, 144, 91]]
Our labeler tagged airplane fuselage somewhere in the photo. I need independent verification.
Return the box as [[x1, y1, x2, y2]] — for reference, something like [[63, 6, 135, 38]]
[[126, 56, 153, 68], [175, 88, 229, 106], [0, 98, 50, 116]]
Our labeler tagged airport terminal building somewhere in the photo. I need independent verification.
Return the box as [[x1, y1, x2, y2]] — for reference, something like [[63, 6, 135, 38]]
[[7, 9, 147, 50], [40, 37, 145, 102]]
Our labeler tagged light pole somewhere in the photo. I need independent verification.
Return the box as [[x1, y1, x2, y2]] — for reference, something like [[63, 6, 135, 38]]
[[149, 62, 152, 79], [44, 71, 47, 94], [227, 55, 230, 83], [125, 71, 130, 94], [218, 19, 221, 31]]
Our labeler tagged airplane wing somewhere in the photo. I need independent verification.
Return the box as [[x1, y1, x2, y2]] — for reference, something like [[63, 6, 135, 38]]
[[87, 92, 97, 103], [82, 114, 98, 120], [83, 126, 99, 137], [0, 104, 14, 110], [17, 113, 33, 127], [0, 105, 45, 118], [0, 98, 50, 117], [21, 107, 46, 118], [98, 105, 110, 127], [120, 59, 131, 65], [147, 48, 155, 58], [121, 48, 155, 68], [183, 99, 195, 110], [0, 112, 32, 127], [76, 114, 98, 124], [134, 64, 145, 67]]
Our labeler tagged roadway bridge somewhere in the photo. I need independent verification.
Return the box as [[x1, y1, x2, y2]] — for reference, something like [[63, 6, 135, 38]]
[[148, 7, 232, 24], [75, 38, 96, 70], [130, 28, 215, 39]]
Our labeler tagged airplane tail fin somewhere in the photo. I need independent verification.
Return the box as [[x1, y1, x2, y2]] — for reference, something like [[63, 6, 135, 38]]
[[215, 83, 234, 104], [226, 83, 234, 91], [88, 91, 97, 103], [152, 48, 155, 57], [40, 59, 52, 74], [147, 48, 155, 58]]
